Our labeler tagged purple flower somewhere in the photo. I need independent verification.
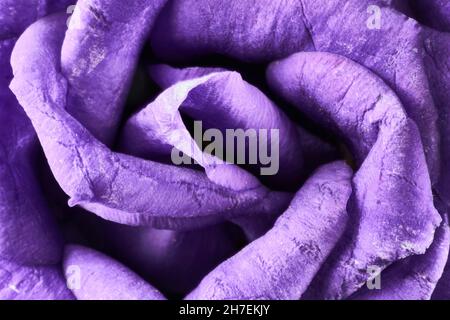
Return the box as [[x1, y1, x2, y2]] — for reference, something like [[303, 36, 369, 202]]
[[1, 0, 450, 300]]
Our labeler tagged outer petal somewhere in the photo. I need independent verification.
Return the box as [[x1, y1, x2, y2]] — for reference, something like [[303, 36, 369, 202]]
[[0, 0, 74, 39], [61, 0, 168, 144], [267, 52, 440, 299], [122, 71, 312, 190], [352, 218, 450, 300], [63, 245, 165, 300], [10, 14, 290, 229], [186, 161, 353, 300], [70, 211, 246, 297]]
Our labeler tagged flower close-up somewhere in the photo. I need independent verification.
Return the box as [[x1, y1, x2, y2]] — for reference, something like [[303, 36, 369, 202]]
[[1, 0, 450, 302]]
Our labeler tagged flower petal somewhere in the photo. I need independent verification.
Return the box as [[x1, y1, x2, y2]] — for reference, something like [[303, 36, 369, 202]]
[[148, 64, 226, 89], [423, 31, 450, 214], [411, 0, 450, 32], [0, 0, 74, 39], [61, 0, 168, 144], [186, 161, 353, 300], [63, 244, 165, 300], [0, 2, 69, 264], [73, 213, 246, 297], [352, 218, 450, 300], [267, 52, 440, 299]]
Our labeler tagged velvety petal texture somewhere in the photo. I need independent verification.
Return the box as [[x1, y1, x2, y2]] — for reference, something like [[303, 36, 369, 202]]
[[267, 52, 440, 299], [412, 0, 450, 32], [10, 14, 290, 229]]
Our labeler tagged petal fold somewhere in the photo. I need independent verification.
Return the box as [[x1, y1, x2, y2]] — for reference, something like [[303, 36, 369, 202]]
[[186, 161, 352, 300]]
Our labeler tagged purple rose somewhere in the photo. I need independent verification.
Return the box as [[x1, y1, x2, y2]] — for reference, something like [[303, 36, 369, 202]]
[[1, 0, 450, 300]]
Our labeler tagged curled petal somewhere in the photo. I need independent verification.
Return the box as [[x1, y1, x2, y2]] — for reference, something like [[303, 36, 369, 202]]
[[123, 67, 334, 190], [186, 161, 353, 300], [267, 52, 440, 299], [63, 244, 165, 300], [0, 0, 74, 39], [0, 259, 74, 300], [61, 0, 168, 144]]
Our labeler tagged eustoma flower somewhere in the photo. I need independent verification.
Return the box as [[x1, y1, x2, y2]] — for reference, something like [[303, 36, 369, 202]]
[[1, 0, 450, 300]]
